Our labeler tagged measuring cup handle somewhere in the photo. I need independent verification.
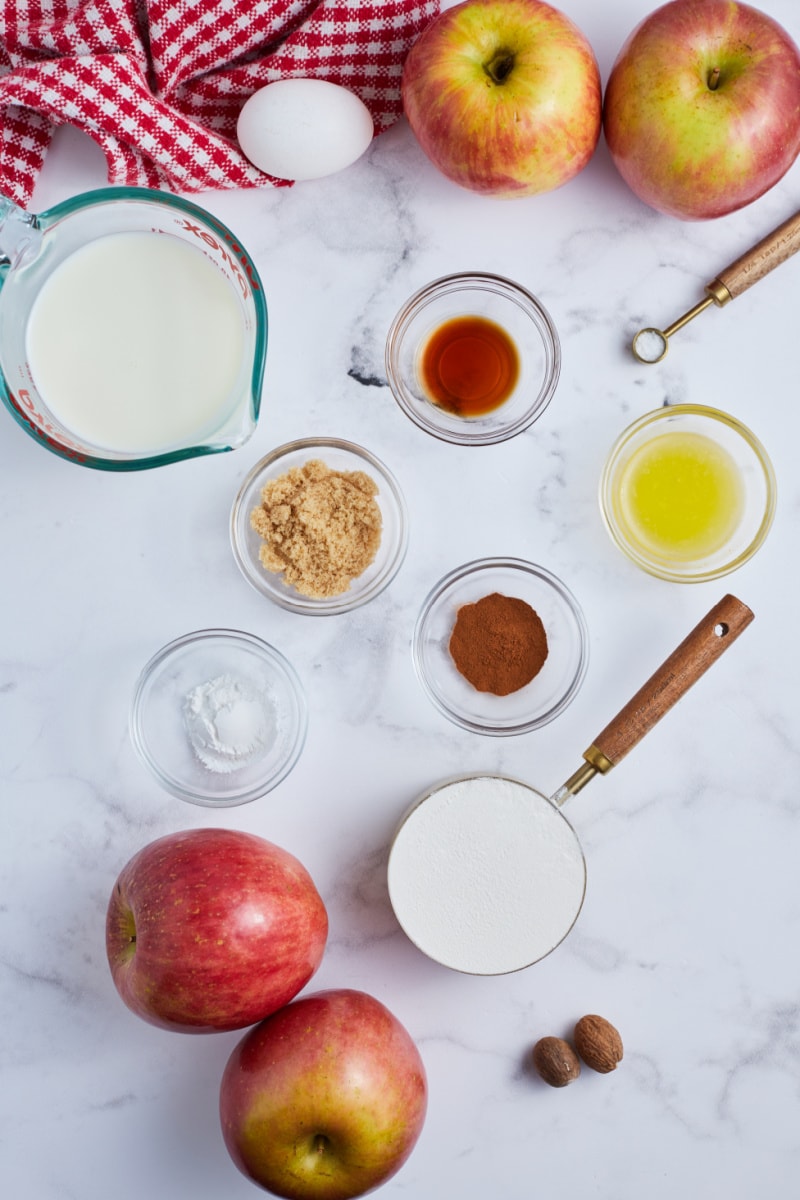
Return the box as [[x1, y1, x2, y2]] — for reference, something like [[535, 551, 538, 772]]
[[0, 194, 41, 274], [590, 595, 754, 768], [712, 209, 800, 300]]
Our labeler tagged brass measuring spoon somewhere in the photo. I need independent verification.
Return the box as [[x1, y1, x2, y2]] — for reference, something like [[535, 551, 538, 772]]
[[632, 206, 800, 363]]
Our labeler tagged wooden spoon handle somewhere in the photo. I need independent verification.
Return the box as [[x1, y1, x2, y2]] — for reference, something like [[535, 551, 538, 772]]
[[590, 594, 753, 769], [712, 209, 800, 300]]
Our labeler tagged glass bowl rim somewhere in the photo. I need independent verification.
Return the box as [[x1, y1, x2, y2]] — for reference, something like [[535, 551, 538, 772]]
[[129, 626, 308, 806], [412, 556, 590, 736]]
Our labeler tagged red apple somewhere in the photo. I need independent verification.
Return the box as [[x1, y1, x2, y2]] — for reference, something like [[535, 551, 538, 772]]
[[603, 0, 800, 220], [105, 828, 328, 1033], [401, 0, 601, 197], [219, 988, 428, 1199]]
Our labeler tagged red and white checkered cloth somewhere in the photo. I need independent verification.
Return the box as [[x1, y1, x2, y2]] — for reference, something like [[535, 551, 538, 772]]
[[0, 0, 439, 206]]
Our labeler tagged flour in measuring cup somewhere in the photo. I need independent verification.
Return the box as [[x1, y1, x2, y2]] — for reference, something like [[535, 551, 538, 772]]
[[183, 675, 274, 774], [387, 776, 587, 975]]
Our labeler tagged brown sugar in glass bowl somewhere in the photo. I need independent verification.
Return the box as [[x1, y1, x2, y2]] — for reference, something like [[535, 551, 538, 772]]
[[449, 592, 548, 695], [230, 439, 409, 616], [249, 458, 382, 599]]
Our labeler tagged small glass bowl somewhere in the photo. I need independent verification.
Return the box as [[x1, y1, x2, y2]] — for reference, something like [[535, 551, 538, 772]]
[[231, 438, 409, 615], [385, 272, 560, 445], [600, 404, 776, 583], [413, 558, 589, 736], [130, 629, 307, 806]]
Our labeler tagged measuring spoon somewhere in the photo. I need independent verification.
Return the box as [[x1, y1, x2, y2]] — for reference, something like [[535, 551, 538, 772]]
[[388, 595, 753, 975], [632, 207, 800, 363]]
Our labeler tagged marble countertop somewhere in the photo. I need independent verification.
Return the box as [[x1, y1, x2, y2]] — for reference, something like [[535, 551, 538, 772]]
[[3, 2, 800, 1196]]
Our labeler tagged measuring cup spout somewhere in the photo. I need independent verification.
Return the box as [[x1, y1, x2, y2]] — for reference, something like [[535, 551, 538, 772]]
[[0, 195, 42, 273]]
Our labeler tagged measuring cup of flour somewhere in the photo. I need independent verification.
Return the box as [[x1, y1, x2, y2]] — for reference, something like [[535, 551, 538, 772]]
[[0, 187, 267, 470], [388, 594, 753, 975]]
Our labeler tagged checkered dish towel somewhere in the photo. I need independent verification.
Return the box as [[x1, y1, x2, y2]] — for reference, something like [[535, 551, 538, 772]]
[[0, 0, 439, 206]]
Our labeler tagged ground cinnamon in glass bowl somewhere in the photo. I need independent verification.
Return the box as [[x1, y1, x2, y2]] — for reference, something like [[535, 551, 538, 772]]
[[449, 592, 549, 696], [413, 558, 588, 736]]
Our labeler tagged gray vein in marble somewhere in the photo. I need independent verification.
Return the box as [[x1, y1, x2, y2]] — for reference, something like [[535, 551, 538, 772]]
[[308, 604, 405, 725], [342, 149, 431, 390], [325, 842, 402, 952], [566, 931, 657, 974], [347, 350, 385, 389], [624, 1051, 724, 1141], [0, 956, 86, 1007], [716, 1000, 800, 1136], [89, 1091, 139, 1111]]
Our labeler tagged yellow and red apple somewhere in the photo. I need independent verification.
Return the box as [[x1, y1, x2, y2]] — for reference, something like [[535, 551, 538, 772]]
[[401, 0, 601, 197], [603, 0, 800, 220], [220, 988, 428, 1200]]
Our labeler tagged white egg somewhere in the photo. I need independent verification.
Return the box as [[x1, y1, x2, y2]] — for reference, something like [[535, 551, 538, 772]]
[[236, 79, 375, 182]]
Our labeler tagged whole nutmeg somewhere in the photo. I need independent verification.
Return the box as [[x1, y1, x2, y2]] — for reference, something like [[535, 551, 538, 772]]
[[573, 1014, 623, 1073], [532, 1036, 581, 1088]]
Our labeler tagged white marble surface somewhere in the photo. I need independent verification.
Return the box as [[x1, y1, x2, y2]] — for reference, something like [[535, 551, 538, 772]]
[[2, 2, 800, 1197]]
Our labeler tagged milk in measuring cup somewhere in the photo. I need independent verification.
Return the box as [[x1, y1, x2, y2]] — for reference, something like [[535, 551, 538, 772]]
[[25, 232, 245, 454]]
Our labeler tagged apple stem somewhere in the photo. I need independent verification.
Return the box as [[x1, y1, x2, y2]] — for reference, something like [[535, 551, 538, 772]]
[[707, 66, 721, 91], [313, 1134, 331, 1156], [484, 50, 515, 85]]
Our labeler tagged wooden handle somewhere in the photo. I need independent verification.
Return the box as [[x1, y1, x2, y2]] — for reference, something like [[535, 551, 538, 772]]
[[712, 209, 800, 299], [590, 595, 754, 769]]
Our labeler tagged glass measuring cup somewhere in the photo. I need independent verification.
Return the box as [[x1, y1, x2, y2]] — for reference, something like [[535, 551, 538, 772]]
[[0, 187, 267, 470]]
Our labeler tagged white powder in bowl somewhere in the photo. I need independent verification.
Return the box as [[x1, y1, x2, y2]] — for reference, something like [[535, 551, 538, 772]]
[[183, 674, 274, 774], [387, 776, 586, 975]]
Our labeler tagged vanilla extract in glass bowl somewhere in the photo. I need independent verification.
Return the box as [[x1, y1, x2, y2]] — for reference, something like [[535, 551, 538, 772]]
[[418, 313, 520, 417], [385, 272, 560, 445]]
